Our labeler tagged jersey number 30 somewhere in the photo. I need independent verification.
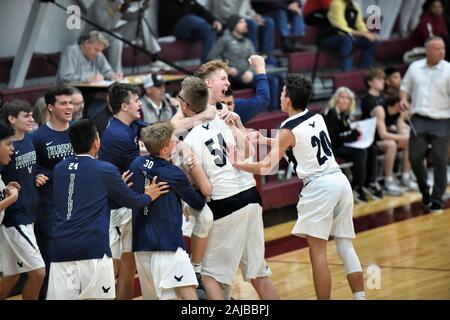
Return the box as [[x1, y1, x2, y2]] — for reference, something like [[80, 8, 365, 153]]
[[311, 130, 332, 165], [205, 133, 227, 167]]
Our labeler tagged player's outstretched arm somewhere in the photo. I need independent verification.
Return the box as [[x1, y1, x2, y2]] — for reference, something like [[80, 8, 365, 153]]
[[228, 128, 294, 175], [172, 105, 216, 134]]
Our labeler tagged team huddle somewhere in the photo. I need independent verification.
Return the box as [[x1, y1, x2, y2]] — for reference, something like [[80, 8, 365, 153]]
[[0, 59, 365, 300]]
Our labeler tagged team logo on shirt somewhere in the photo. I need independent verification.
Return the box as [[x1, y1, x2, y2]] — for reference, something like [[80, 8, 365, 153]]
[[174, 275, 184, 282], [0, 189, 5, 201], [308, 121, 315, 128], [102, 286, 111, 293], [47, 143, 73, 159], [15, 151, 36, 171]]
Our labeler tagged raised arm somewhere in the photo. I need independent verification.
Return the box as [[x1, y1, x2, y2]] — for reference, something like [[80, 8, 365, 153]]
[[229, 128, 295, 175]]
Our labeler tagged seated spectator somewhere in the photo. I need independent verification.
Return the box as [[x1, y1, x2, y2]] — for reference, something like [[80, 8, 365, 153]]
[[252, 0, 305, 52], [384, 66, 402, 95], [362, 69, 407, 196], [57, 31, 122, 85], [141, 74, 176, 124], [208, 18, 281, 112], [209, 0, 278, 65], [371, 93, 418, 191], [323, 87, 382, 203], [83, 0, 161, 73], [321, 0, 378, 72], [158, 0, 222, 63], [411, 0, 450, 59]]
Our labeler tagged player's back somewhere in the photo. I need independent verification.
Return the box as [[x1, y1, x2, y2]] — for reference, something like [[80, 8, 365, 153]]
[[184, 115, 255, 200], [280, 109, 340, 181]]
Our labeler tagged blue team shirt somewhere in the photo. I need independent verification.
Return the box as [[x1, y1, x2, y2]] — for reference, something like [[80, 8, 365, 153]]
[[32, 124, 73, 236], [98, 118, 148, 173], [1, 134, 38, 227], [51, 155, 152, 262], [130, 156, 205, 252]]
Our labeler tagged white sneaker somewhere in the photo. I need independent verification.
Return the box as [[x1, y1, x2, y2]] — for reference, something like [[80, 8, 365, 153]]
[[384, 181, 405, 196], [401, 177, 419, 191]]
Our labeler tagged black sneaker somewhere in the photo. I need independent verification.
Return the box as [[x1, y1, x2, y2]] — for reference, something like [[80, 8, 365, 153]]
[[353, 188, 368, 203], [363, 182, 383, 200], [196, 273, 207, 300], [430, 201, 443, 213]]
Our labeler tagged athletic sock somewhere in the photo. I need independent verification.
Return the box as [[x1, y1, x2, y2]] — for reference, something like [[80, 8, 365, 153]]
[[354, 291, 366, 300]]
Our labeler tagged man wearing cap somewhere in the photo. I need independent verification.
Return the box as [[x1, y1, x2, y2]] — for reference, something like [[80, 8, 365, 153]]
[[141, 74, 175, 124]]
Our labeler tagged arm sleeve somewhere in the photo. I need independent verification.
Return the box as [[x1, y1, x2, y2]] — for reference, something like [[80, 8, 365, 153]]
[[58, 46, 84, 83], [171, 167, 205, 210], [234, 74, 270, 124], [354, 3, 368, 32], [327, 0, 352, 33], [192, 0, 217, 24], [104, 164, 151, 210], [97, 53, 115, 79], [206, 35, 227, 61]]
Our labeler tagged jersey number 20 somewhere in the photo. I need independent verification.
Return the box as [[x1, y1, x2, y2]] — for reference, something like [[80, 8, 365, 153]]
[[311, 130, 332, 165]]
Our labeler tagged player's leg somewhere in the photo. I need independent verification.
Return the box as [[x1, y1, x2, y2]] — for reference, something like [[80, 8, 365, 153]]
[[335, 237, 365, 299], [0, 274, 20, 299], [116, 252, 136, 300], [202, 275, 225, 300], [22, 267, 46, 300], [175, 285, 198, 300], [306, 235, 331, 300], [250, 276, 279, 300]]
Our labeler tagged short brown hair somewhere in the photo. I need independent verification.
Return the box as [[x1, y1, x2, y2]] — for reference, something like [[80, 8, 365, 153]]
[[364, 67, 385, 87], [180, 76, 209, 114], [140, 122, 174, 156], [195, 60, 230, 80]]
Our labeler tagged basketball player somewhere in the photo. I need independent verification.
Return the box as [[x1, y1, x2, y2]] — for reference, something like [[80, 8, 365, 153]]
[[229, 73, 365, 300], [32, 86, 75, 299], [0, 100, 45, 300], [130, 121, 209, 300], [47, 119, 168, 300], [180, 75, 279, 300]]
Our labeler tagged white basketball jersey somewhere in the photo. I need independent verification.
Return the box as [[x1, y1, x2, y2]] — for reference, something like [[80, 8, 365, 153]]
[[280, 109, 340, 180], [184, 115, 256, 200]]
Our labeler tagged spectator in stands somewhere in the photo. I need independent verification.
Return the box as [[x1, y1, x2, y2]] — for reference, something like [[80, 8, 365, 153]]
[[32, 97, 49, 131], [57, 31, 122, 85], [303, 0, 332, 26], [209, 0, 278, 66], [67, 87, 85, 121], [323, 87, 382, 203], [252, 1, 305, 52], [83, 0, 162, 74], [158, 0, 222, 63], [208, 17, 281, 112], [361, 68, 406, 196], [141, 73, 176, 124], [411, 0, 450, 58], [372, 93, 418, 191], [400, 36, 450, 213], [384, 66, 402, 95], [321, 0, 378, 72]]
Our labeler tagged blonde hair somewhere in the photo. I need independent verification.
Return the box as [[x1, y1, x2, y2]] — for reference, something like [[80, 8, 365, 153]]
[[84, 30, 109, 48], [326, 86, 356, 115], [195, 60, 230, 80], [140, 122, 174, 156]]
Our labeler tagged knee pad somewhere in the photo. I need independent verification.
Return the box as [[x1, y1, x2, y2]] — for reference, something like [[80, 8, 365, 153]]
[[190, 205, 213, 238], [335, 238, 362, 275]]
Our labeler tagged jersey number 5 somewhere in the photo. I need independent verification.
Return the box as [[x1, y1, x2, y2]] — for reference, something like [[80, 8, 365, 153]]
[[311, 130, 332, 165], [205, 133, 227, 167]]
